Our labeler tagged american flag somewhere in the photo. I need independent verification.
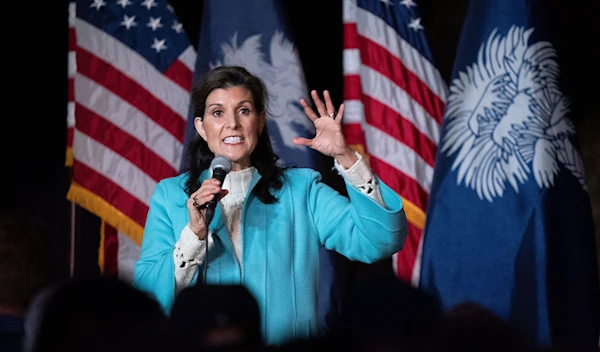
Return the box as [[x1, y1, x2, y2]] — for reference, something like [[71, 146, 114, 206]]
[[342, 0, 447, 284], [67, 0, 196, 279]]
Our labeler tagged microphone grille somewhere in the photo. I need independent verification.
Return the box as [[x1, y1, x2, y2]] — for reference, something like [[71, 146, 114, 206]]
[[210, 155, 232, 173]]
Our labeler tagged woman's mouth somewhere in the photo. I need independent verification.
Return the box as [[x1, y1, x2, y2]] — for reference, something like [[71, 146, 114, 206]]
[[223, 136, 243, 144]]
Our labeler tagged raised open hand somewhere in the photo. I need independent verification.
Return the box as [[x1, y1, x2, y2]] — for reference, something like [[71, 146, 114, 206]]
[[293, 90, 357, 168]]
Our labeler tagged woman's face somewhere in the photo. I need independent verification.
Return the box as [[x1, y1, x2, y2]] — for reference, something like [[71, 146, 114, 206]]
[[195, 86, 266, 171]]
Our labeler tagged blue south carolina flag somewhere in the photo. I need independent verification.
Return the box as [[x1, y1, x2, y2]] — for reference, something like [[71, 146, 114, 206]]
[[181, 0, 350, 335], [418, 0, 600, 350]]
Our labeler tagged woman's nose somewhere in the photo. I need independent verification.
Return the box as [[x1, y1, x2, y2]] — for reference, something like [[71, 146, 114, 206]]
[[224, 112, 240, 129]]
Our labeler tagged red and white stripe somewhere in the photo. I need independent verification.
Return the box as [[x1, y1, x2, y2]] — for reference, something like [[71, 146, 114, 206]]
[[67, 2, 76, 165], [67, 2, 195, 281], [342, 0, 447, 285]]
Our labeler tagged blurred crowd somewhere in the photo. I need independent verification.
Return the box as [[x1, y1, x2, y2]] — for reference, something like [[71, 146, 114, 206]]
[[0, 213, 562, 352]]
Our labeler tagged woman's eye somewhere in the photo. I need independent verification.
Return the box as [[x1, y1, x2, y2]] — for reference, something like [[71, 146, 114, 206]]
[[212, 110, 223, 117], [239, 108, 250, 115]]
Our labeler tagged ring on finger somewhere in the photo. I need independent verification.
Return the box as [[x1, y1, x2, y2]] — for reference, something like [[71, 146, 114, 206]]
[[328, 111, 336, 118]]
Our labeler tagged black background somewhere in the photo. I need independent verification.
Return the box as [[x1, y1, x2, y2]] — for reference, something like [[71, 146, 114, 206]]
[[3, 0, 598, 282]]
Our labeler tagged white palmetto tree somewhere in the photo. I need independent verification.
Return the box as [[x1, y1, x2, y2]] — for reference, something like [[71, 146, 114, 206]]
[[441, 25, 587, 202]]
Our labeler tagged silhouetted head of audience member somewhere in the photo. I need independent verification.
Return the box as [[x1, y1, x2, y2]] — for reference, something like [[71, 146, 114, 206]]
[[168, 284, 263, 352], [0, 213, 54, 317], [331, 276, 442, 352], [270, 335, 339, 352], [26, 276, 168, 352], [0, 212, 55, 352], [430, 301, 535, 352]]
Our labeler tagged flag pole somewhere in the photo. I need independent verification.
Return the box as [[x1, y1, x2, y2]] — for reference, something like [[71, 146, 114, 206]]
[[69, 200, 76, 278]]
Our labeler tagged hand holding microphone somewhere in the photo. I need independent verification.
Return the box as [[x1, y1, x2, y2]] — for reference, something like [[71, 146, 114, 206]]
[[187, 155, 232, 239]]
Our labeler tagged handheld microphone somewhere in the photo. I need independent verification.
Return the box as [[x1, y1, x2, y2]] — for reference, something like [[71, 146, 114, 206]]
[[204, 155, 232, 227], [202, 155, 232, 285]]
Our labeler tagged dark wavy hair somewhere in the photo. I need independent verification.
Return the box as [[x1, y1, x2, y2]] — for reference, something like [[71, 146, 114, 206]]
[[182, 66, 286, 204]]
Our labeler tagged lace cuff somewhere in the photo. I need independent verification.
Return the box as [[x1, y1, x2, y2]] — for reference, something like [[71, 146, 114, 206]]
[[334, 151, 385, 206], [174, 224, 213, 269], [174, 225, 214, 293]]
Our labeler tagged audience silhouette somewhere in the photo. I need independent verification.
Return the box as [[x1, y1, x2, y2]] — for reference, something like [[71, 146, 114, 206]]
[[0, 213, 55, 352], [168, 284, 263, 352], [25, 277, 167, 352]]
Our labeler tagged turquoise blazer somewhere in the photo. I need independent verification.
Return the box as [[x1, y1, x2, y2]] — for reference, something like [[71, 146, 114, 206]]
[[132, 168, 407, 345]]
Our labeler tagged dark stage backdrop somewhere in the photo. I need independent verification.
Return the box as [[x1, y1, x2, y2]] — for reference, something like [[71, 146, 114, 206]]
[[4, 0, 598, 283]]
